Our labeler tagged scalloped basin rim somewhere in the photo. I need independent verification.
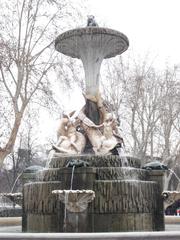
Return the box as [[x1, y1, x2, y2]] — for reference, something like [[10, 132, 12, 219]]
[[55, 27, 129, 59], [55, 27, 129, 45], [0, 192, 22, 196], [52, 190, 95, 194]]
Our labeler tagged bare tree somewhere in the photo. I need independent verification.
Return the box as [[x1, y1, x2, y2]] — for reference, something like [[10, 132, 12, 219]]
[[0, 0, 84, 166], [101, 56, 161, 159], [101, 54, 180, 189], [157, 66, 180, 190], [2, 110, 40, 192]]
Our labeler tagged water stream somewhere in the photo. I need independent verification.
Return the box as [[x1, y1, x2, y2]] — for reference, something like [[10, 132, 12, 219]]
[[117, 146, 129, 167], [10, 171, 23, 193], [45, 149, 55, 168], [70, 165, 75, 190], [169, 169, 180, 183], [64, 164, 76, 232], [63, 191, 69, 232]]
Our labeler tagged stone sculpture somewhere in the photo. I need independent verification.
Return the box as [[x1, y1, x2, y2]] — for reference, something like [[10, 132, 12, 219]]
[[53, 112, 86, 154], [52, 190, 95, 213], [75, 98, 123, 155], [87, 15, 98, 27], [52, 91, 124, 156], [76, 110, 103, 154], [142, 161, 168, 170], [162, 191, 180, 209], [66, 159, 89, 168]]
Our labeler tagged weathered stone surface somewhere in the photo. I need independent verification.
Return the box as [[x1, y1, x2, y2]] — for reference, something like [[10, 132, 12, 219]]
[[91, 213, 154, 232], [58, 167, 96, 190], [23, 181, 62, 232], [62, 210, 89, 232], [93, 180, 158, 214], [147, 170, 166, 231], [96, 167, 147, 181], [36, 168, 96, 190], [23, 181, 61, 214], [49, 155, 141, 169], [36, 169, 62, 182], [26, 214, 59, 232]]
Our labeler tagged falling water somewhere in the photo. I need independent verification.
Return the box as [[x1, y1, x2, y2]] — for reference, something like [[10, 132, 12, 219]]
[[45, 149, 55, 168], [75, 214, 79, 232], [117, 147, 129, 167], [11, 171, 23, 193], [169, 169, 180, 183], [63, 165, 76, 232], [70, 165, 75, 190], [63, 191, 69, 232]]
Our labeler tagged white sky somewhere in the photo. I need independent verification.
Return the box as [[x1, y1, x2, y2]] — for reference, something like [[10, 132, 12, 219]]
[[88, 0, 180, 67]]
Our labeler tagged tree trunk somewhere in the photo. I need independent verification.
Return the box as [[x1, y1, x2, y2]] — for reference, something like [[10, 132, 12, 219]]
[[0, 112, 23, 167]]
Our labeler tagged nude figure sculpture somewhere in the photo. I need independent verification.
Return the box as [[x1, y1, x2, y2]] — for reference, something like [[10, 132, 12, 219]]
[[53, 112, 86, 154]]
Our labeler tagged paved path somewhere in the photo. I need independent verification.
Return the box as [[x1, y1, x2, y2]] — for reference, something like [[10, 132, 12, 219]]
[[0, 226, 21, 233], [0, 224, 179, 233], [165, 224, 180, 231]]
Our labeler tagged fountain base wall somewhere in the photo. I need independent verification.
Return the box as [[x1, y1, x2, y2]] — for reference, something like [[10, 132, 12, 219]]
[[22, 155, 165, 232]]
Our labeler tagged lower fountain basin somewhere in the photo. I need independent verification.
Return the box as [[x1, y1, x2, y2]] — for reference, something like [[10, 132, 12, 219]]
[[22, 154, 165, 232], [0, 193, 22, 206]]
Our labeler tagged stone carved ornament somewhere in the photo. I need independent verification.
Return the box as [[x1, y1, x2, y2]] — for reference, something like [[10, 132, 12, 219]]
[[52, 190, 95, 212], [162, 191, 180, 209], [53, 93, 124, 155]]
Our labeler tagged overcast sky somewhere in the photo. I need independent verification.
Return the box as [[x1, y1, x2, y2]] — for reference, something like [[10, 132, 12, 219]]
[[88, 0, 180, 67]]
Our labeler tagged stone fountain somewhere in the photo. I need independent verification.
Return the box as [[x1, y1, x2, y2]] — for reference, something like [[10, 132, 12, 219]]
[[22, 20, 165, 232]]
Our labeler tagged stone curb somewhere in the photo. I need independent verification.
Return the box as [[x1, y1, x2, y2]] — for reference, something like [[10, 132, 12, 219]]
[[0, 232, 180, 240]]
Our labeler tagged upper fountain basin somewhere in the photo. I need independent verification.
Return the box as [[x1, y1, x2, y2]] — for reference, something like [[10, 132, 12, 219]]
[[55, 27, 129, 59]]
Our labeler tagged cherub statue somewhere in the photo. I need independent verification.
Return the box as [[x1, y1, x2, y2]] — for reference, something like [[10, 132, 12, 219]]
[[53, 111, 86, 154], [76, 111, 123, 155], [99, 113, 120, 154], [87, 15, 98, 27]]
